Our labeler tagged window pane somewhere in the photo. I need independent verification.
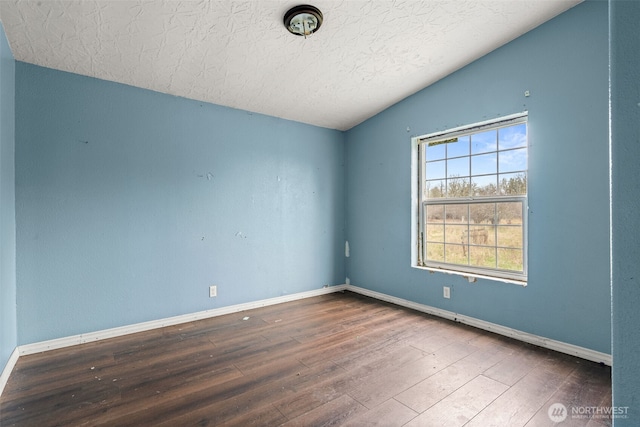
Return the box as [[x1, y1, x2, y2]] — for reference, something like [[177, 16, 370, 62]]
[[471, 175, 498, 196], [445, 225, 468, 245], [469, 246, 496, 268], [426, 243, 444, 262], [426, 224, 444, 242], [425, 141, 446, 161], [444, 204, 467, 223], [426, 180, 446, 198], [426, 160, 446, 180], [471, 152, 497, 175], [497, 225, 522, 248], [498, 148, 527, 173], [447, 156, 469, 178], [447, 177, 471, 197], [498, 123, 527, 150], [447, 135, 470, 157], [445, 244, 468, 265], [469, 202, 496, 224], [471, 130, 497, 154], [469, 226, 495, 246], [426, 205, 444, 223], [499, 173, 527, 195], [497, 248, 523, 271], [497, 202, 523, 224]]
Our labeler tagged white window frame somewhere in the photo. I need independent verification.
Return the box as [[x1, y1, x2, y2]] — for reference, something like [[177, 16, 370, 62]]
[[411, 113, 528, 285]]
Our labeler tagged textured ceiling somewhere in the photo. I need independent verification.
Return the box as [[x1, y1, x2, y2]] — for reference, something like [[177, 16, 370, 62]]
[[0, 0, 581, 131]]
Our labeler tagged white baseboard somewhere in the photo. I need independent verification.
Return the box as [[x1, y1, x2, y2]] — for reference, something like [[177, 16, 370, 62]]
[[19, 285, 347, 356], [0, 347, 20, 397], [344, 285, 612, 366], [12, 282, 610, 374]]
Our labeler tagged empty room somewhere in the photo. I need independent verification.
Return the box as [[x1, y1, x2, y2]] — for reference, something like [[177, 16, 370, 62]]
[[0, 0, 638, 426]]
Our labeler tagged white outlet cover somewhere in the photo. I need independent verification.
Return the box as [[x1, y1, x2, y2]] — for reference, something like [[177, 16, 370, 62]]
[[209, 286, 217, 298], [443, 287, 451, 299]]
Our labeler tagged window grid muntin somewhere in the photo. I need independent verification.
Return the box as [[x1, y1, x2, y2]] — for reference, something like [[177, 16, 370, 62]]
[[422, 198, 526, 278], [425, 134, 527, 199]]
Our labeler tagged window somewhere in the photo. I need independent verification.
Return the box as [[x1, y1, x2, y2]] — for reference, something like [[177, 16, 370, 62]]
[[412, 113, 528, 283]]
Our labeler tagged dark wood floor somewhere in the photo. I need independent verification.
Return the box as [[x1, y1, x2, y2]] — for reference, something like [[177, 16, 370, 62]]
[[0, 291, 611, 426]]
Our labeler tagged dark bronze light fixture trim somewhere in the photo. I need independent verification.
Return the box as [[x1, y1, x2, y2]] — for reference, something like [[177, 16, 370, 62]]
[[284, 5, 323, 38]]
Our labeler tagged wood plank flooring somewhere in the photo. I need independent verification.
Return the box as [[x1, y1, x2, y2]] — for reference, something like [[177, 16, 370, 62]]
[[0, 291, 612, 426]]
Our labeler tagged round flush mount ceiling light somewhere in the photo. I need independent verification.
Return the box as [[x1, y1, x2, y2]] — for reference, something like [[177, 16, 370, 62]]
[[283, 5, 323, 38]]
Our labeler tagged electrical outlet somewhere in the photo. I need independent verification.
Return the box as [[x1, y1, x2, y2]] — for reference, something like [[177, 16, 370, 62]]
[[209, 285, 217, 298], [443, 286, 450, 299]]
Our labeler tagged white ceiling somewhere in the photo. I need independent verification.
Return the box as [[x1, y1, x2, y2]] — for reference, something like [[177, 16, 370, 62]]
[[0, 0, 581, 131]]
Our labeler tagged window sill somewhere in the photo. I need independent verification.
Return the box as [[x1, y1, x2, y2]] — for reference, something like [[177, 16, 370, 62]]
[[411, 264, 527, 287]]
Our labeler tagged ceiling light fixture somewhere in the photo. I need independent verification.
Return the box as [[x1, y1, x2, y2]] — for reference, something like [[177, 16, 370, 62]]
[[283, 5, 323, 38]]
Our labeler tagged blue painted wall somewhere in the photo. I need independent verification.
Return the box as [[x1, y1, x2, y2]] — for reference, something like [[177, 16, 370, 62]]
[[0, 23, 16, 375], [345, 2, 610, 353], [611, 0, 640, 423], [15, 63, 345, 344]]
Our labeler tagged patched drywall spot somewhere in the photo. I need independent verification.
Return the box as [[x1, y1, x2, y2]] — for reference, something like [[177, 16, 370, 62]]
[[196, 172, 214, 182]]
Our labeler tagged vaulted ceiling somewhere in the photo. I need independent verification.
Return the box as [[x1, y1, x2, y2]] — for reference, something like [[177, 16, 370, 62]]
[[0, 1, 581, 130]]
